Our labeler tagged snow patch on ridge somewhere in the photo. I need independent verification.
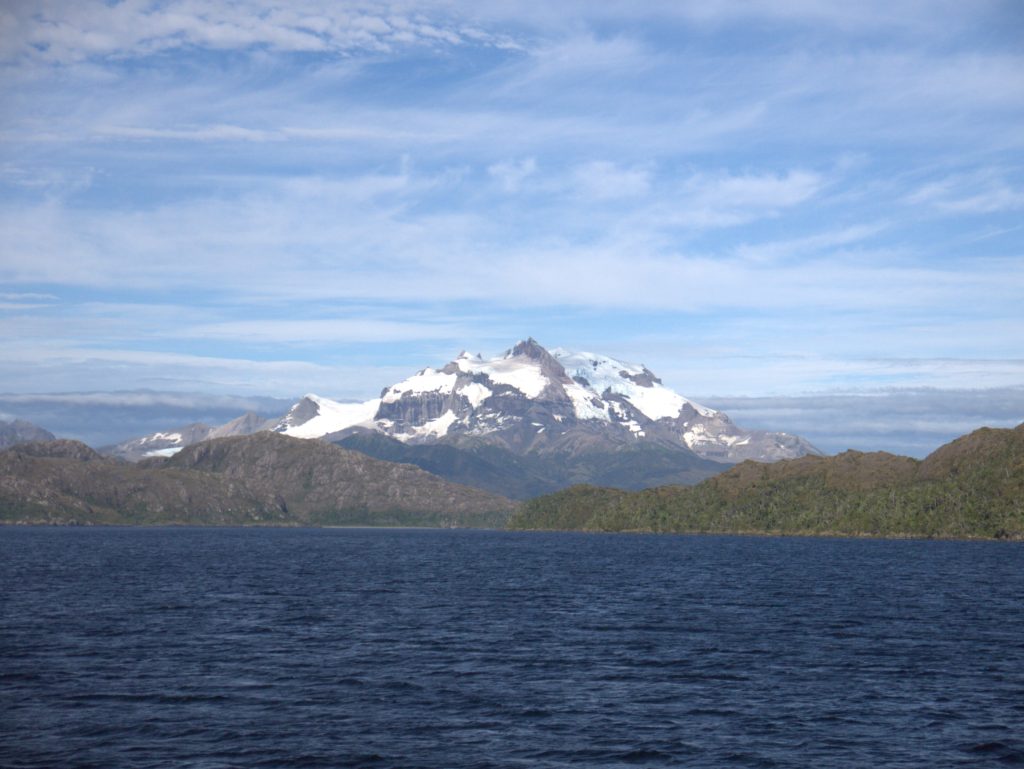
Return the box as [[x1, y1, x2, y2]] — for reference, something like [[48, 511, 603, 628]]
[[383, 369, 457, 404], [553, 349, 715, 421], [460, 382, 492, 408], [279, 394, 381, 439], [456, 355, 549, 398], [144, 431, 183, 444]]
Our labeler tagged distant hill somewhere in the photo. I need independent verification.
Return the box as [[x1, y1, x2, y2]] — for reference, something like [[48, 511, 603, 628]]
[[334, 430, 725, 500], [157, 432, 514, 527], [0, 433, 514, 528], [510, 424, 1024, 539], [0, 419, 55, 450], [105, 412, 275, 461]]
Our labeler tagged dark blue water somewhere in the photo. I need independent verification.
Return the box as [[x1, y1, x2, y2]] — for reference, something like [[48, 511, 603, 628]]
[[2, 528, 1022, 768]]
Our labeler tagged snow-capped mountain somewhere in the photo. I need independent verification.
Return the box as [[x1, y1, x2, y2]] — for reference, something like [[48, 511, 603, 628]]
[[274, 339, 819, 463], [108, 339, 818, 488], [108, 412, 274, 461]]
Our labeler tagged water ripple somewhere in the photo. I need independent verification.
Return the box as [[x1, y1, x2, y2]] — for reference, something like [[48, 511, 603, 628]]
[[1, 527, 1022, 768]]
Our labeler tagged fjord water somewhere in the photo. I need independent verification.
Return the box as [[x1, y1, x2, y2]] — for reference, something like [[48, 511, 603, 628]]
[[2, 528, 1022, 768]]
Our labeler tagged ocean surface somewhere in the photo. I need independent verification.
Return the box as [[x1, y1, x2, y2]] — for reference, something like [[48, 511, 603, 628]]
[[2, 527, 1023, 768]]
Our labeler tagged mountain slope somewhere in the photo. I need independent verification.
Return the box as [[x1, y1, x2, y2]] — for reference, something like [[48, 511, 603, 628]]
[[1, 434, 514, 527], [0, 440, 286, 525], [334, 430, 727, 499], [510, 423, 1024, 539], [0, 419, 56, 450], [157, 432, 514, 526], [106, 412, 275, 461]]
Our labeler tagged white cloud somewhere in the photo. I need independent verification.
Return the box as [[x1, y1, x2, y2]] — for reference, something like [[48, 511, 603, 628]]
[[467, 0, 1006, 37], [734, 223, 887, 263], [906, 172, 1024, 214], [572, 161, 651, 200], [99, 124, 283, 142], [488, 157, 536, 192], [2, 1, 516, 65], [181, 318, 471, 344], [0, 390, 283, 410], [1, 0, 1020, 422], [701, 386, 1024, 457], [630, 169, 826, 228], [689, 169, 823, 209]]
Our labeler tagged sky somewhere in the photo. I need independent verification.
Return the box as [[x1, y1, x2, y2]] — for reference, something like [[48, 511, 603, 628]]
[[1, 0, 1022, 455]]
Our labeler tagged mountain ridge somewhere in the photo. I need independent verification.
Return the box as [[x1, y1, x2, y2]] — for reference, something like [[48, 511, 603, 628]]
[[1, 433, 513, 527], [510, 423, 1024, 539]]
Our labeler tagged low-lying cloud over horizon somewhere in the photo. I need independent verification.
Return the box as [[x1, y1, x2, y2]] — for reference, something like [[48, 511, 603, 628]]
[[2, 385, 1020, 459], [702, 387, 1024, 458]]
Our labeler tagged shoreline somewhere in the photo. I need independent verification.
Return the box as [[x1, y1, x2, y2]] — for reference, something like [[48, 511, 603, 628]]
[[2, 519, 1021, 542]]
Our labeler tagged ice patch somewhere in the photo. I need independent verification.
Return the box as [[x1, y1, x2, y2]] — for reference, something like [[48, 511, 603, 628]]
[[553, 348, 715, 420], [456, 355, 549, 398], [564, 379, 609, 421], [459, 382, 492, 408], [409, 409, 458, 439]]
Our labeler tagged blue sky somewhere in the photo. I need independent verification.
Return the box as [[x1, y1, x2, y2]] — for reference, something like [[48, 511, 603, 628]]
[[1, 0, 1022, 454]]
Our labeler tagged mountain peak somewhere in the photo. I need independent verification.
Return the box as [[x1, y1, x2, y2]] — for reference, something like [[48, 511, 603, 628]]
[[509, 337, 550, 360]]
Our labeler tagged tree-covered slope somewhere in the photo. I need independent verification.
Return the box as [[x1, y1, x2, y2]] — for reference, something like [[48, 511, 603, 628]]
[[509, 424, 1024, 539]]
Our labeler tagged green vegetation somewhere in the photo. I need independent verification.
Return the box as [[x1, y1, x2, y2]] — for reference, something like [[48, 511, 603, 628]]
[[509, 424, 1024, 539]]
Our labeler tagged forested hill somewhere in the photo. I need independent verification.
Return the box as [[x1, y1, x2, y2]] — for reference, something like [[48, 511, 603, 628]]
[[509, 424, 1024, 539]]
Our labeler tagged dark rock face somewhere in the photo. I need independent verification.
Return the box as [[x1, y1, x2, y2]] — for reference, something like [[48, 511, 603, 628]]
[[278, 397, 320, 429], [0, 420, 56, 450], [376, 390, 455, 429], [619, 368, 661, 387]]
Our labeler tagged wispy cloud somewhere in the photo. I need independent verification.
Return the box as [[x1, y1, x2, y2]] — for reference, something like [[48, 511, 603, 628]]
[[906, 171, 1024, 214], [1, 1, 520, 65]]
